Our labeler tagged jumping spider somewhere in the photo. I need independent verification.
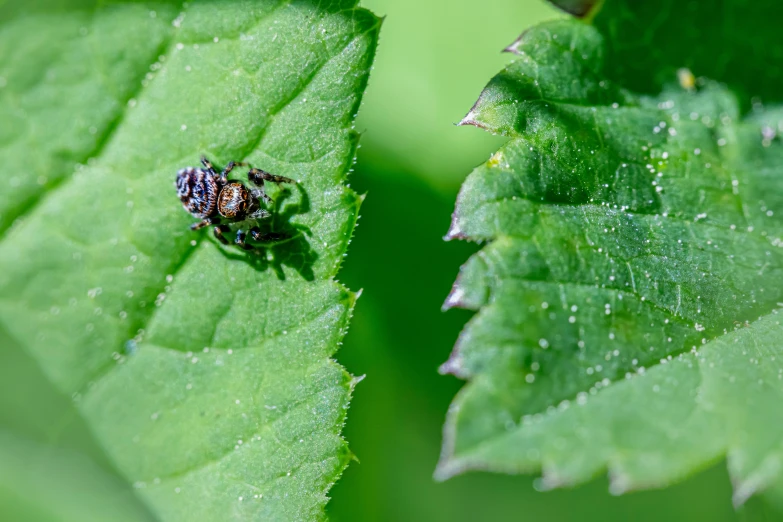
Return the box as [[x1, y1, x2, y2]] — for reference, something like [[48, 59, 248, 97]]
[[175, 156, 294, 250]]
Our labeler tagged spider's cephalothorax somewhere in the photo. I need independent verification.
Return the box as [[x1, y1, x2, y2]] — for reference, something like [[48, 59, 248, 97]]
[[175, 156, 294, 249]]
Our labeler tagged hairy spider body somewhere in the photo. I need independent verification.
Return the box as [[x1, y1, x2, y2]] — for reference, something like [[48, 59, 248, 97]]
[[175, 156, 294, 249], [217, 182, 251, 219], [176, 167, 219, 218]]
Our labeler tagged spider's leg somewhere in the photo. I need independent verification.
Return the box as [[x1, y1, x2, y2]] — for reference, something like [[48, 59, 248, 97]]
[[213, 224, 231, 244], [248, 168, 294, 202], [200, 155, 219, 179], [249, 206, 271, 219], [249, 227, 288, 242], [221, 160, 248, 181], [235, 229, 254, 250], [248, 175, 270, 203], [250, 187, 272, 204], [248, 168, 295, 186], [190, 216, 220, 231]]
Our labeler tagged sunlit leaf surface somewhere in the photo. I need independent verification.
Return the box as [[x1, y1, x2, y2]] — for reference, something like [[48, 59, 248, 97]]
[[0, 1, 379, 520], [439, 17, 783, 508]]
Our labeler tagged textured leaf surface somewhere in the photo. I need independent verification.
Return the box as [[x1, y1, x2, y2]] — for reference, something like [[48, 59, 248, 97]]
[[0, 1, 378, 520], [439, 18, 783, 507]]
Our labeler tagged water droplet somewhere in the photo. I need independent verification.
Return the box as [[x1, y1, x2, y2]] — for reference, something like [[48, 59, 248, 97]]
[[124, 339, 138, 355]]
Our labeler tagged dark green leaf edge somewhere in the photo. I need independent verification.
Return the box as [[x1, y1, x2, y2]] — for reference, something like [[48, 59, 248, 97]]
[[545, 0, 602, 19], [436, 15, 783, 506]]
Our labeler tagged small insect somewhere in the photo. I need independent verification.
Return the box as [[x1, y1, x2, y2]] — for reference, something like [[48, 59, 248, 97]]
[[175, 156, 294, 250]]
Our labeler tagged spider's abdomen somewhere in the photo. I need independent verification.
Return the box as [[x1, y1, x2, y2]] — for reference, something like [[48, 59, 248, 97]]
[[176, 167, 219, 219], [217, 182, 250, 219]]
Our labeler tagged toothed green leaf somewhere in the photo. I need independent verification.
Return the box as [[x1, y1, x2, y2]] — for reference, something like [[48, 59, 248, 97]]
[[440, 16, 783, 509], [0, 1, 379, 520]]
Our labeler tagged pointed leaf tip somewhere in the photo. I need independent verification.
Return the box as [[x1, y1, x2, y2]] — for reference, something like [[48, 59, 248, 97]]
[[445, 212, 467, 241], [457, 112, 483, 128], [350, 373, 367, 389], [442, 285, 466, 311], [545, 0, 600, 18], [503, 37, 523, 55], [438, 354, 463, 376]]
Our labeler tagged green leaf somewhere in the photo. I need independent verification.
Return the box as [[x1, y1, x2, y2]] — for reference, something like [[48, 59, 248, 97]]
[[0, 325, 158, 522], [0, 429, 156, 522], [438, 17, 783, 507], [0, 1, 379, 520]]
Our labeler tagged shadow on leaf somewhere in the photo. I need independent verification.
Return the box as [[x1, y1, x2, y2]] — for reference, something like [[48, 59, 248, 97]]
[[215, 183, 318, 281]]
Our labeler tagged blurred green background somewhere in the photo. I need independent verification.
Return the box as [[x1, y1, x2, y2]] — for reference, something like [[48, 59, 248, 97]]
[[328, 0, 747, 520], [0, 0, 773, 520]]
